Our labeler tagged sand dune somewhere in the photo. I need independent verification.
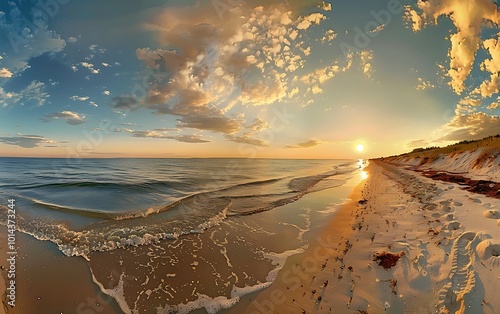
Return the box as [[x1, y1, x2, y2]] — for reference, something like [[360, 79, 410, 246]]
[[385, 140, 499, 183]]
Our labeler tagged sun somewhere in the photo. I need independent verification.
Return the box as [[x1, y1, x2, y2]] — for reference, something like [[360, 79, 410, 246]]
[[356, 144, 365, 152]]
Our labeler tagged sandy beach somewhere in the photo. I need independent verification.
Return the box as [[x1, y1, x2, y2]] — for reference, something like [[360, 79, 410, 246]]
[[2, 0, 500, 312], [0, 158, 498, 313], [246, 160, 500, 314], [0, 224, 122, 314]]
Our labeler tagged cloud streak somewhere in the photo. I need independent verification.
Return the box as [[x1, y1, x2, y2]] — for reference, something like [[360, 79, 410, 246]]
[[285, 139, 321, 148], [0, 134, 55, 148], [131, 130, 209, 143], [44, 111, 86, 125]]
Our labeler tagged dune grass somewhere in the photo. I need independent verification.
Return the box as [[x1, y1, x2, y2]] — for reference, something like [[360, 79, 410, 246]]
[[382, 135, 500, 163]]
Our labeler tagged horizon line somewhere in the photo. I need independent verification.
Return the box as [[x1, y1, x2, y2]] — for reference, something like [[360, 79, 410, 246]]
[[0, 156, 374, 160]]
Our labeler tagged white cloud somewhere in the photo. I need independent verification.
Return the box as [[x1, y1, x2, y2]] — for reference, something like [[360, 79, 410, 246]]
[[301, 63, 340, 86], [416, 77, 436, 91], [320, 29, 337, 43], [360, 50, 374, 78], [126, 2, 331, 134], [320, 2, 332, 11], [369, 24, 386, 34], [405, 0, 500, 94], [459, 96, 482, 107], [438, 113, 500, 141], [225, 134, 268, 146], [70, 95, 90, 101], [44, 111, 86, 125], [0, 68, 13, 78], [81, 62, 99, 74], [68, 37, 77, 43], [0, 2, 66, 77], [0, 87, 17, 107], [1, 81, 49, 107], [285, 139, 321, 148], [297, 13, 326, 30], [246, 118, 269, 132], [131, 130, 209, 143], [103, 90, 111, 96], [488, 96, 500, 109], [0, 134, 55, 148], [224, 118, 270, 146], [477, 73, 499, 98]]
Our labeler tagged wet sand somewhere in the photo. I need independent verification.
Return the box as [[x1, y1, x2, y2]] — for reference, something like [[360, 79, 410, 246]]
[[243, 165, 367, 314], [86, 171, 363, 313], [0, 168, 363, 314], [0, 224, 122, 314]]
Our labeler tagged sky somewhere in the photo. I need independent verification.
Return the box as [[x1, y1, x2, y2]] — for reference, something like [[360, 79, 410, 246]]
[[0, 0, 500, 159]]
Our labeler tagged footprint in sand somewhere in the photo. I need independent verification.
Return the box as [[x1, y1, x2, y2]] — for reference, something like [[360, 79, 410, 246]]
[[468, 197, 482, 204], [453, 201, 463, 207], [476, 240, 500, 268], [442, 221, 461, 231], [438, 232, 479, 313], [442, 213, 455, 221], [423, 204, 438, 211], [483, 203, 495, 209], [390, 204, 406, 211], [440, 205, 453, 212], [440, 200, 452, 206], [483, 210, 500, 219]]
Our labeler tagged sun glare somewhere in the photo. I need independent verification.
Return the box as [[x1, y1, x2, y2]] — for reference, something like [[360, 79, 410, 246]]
[[356, 144, 365, 152]]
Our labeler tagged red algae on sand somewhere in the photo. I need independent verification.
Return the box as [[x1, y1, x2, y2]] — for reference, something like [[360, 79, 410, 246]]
[[372, 251, 405, 269], [418, 170, 500, 199]]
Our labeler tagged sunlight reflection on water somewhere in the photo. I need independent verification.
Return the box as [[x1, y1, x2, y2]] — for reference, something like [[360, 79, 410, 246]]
[[357, 159, 369, 180]]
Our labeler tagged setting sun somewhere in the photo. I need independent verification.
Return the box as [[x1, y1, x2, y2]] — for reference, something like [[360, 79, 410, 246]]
[[356, 144, 365, 152]]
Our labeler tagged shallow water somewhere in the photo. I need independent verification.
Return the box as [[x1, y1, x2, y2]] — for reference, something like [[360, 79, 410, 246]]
[[0, 158, 364, 313]]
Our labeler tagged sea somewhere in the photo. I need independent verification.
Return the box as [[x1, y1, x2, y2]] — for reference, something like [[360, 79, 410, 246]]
[[0, 158, 366, 313]]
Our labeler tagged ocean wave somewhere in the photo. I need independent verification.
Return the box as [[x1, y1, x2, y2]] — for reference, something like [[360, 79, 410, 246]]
[[24, 197, 118, 219], [0, 163, 357, 259], [1, 197, 232, 261], [12, 180, 183, 191]]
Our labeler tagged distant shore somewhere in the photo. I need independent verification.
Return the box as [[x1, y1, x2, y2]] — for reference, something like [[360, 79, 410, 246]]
[[246, 160, 500, 313]]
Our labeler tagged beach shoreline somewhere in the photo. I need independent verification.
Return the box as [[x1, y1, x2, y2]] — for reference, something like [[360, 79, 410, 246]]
[[0, 158, 498, 313], [0, 159, 364, 314], [245, 160, 500, 314]]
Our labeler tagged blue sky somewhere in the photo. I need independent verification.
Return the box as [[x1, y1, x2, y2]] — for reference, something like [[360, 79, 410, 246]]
[[1, 0, 499, 158]]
